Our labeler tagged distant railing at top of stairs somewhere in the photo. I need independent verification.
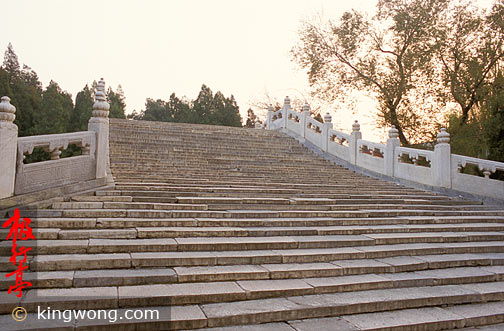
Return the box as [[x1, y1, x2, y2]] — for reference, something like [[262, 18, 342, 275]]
[[265, 96, 504, 202], [0, 78, 114, 202]]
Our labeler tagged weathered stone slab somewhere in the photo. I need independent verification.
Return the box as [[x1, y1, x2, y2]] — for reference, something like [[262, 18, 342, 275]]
[[131, 252, 217, 267], [202, 297, 309, 327], [214, 250, 283, 265], [22, 286, 118, 311], [74, 268, 177, 287], [31, 253, 131, 271], [59, 228, 137, 239], [31, 218, 96, 229], [356, 243, 445, 258], [295, 235, 374, 248], [0, 312, 73, 330], [330, 259, 393, 275], [261, 263, 343, 279], [175, 265, 269, 282], [277, 248, 365, 263], [0, 290, 23, 314], [342, 307, 465, 330], [414, 267, 496, 285], [119, 281, 246, 306], [415, 254, 491, 268], [289, 317, 358, 331], [481, 265, 504, 280], [376, 256, 428, 272], [444, 302, 504, 327], [205, 322, 296, 331], [237, 279, 313, 299], [0, 240, 88, 255], [460, 281, 504, 301], [62, 209, 127, 218], [176, 237, 298, 251], [380, 272, 436, 288], [137, 226, 247, 238], [88, 238, 177, 253], [364, 232, 466, 244], [304, 274, 393, 294]]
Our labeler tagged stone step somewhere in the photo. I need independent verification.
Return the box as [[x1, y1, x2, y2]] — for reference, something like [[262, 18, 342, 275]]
[[199, 303, 504, 331], [52, 201, 209, 210], [6, 281, 503, 327], [20, 248, 504, 272], [39, 208, 504, 219]]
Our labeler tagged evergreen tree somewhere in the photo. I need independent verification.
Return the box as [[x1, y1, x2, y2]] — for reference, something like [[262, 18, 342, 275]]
[[107, 85, 126, 119], [218, 94, 242, 127], [35, 81, 73, 134], [0, 68, 13, 100], [72, 84, 93, 131], [3, 42, 20, 80], [483, 72, 504, 162], [245, 108, 258, 128]]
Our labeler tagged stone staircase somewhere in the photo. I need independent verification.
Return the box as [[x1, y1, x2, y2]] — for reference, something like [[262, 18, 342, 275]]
[[1, 118, 504, 330]]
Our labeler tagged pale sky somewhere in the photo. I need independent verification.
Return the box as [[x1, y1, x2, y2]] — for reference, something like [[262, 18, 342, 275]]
[[2, 0, 495, 141]]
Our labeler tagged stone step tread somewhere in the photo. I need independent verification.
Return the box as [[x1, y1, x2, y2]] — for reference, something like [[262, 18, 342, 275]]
[[3, 263, 504, 291], [203, 303, 504, 331], [197, 282, 504, 328], [4, 278, 504, 316], [21, 249, 504, 272]]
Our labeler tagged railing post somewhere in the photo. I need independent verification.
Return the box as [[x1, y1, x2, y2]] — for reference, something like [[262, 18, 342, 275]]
[[0, 96, 18, 199], [88, 78, 113, 184], [266, 104, 274, 130], [282, 96, 291, 129], [322, 112, 333, 152], [349, 120, 361, 165], [301, 102, 310, 140], [434, 128, 451, 188], [385, 125, 400, 177]]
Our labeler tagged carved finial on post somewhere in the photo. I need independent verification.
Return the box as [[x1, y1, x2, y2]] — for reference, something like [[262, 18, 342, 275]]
[[385, 125, 400, 177], [92, 78, 110, 118], [437, 128, 450, 144], [89, 78, 113, 185], [0, 96, 18, 199], [323, 112, 332, 123], [388, 125, 399, 139], [0, 96, 16, 123], [268, 104, 274, 112], [434, 127, 451, 188], [283, 96, 291, 109], [352, 120, 360, 132], [302, 102, 310, 113], [350, 120, 362, 165]]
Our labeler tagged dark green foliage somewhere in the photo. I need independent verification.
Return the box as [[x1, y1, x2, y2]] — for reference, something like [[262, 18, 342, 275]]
[[448, 71, 504, 162], [33, 81, 73, 134], [71, 85, 93, 132], [133, 84, 242, 127], [3, 43, 20, 79], [107, 85, 126, 119], [1, 43, 128, 138], [483, 72, 504, 162]]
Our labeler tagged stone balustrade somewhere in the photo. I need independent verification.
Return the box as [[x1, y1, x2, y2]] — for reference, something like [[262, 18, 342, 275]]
[[15, 131, 97, 195], [266, 98, 504, 202], [0, 78, 113, 200]]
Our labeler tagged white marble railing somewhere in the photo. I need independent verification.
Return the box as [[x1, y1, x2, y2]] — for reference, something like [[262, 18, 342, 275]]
[[15, 132, 97, 194], [0, 78, 113, 199], [266, 97, 504, 201]]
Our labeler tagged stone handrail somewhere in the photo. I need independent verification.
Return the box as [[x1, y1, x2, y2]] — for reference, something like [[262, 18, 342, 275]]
[[17, 131, 95, 163], [15, 131, 97, 195], [266, 97, 504, 202], [0, 78, 113, 200]]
